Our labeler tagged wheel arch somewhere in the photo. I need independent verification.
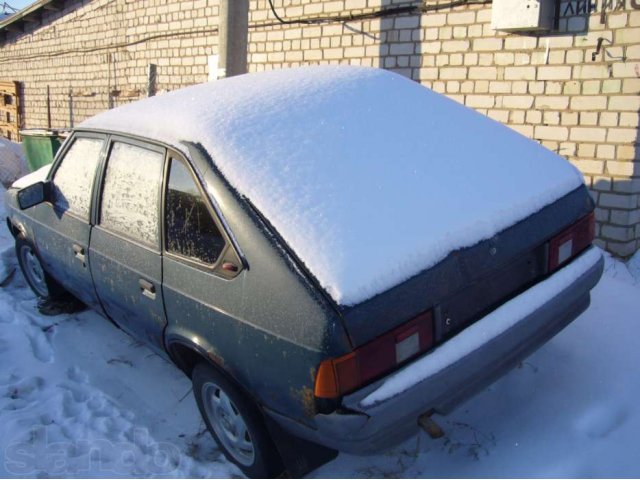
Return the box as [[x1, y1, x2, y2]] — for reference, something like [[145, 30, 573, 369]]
[[165, 335, 249, 392], [6, 217, 25, 239], [166, 335, 266, 411], [166, 339, 210, 378]]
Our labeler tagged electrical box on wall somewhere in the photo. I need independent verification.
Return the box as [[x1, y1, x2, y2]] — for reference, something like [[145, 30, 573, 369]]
[[491, 0, 556, 32]]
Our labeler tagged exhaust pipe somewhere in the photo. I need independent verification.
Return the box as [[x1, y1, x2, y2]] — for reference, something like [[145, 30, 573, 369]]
[[418, 411, 445, 439]]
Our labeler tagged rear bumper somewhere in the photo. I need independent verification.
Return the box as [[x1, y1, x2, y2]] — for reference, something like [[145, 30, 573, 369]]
[[267, 247, 604, 454]]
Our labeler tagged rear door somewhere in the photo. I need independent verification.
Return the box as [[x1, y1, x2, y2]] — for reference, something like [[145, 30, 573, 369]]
[[161, 152, 243, 348], [30, 133, 106, 309], [89, 137, 168, 351]]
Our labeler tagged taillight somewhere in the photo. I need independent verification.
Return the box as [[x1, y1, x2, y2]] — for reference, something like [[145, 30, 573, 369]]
[[548, 212, 595, 272], [315, 312, 434, 399]]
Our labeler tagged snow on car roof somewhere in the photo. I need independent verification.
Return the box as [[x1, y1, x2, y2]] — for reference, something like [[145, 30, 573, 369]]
[[81, 66, 583, 306]]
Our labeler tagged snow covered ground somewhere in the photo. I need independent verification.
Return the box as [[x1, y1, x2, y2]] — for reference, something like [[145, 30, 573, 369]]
[[0, 138, 28, 188], [0, 180, 638, 477]]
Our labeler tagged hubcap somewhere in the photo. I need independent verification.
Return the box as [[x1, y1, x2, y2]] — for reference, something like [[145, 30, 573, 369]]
[[202, 382, 255, 466], [20, 245, 48, 297]]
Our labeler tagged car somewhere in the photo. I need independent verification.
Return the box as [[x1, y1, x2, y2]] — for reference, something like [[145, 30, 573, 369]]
[[5, 66, 603, 478]]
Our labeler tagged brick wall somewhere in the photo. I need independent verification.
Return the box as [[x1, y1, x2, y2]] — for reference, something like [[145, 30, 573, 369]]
[[0, 0, 220, 128], [1, 0, 639, 256]]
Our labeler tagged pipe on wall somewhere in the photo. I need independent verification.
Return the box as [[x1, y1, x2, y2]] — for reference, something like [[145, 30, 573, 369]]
[[218, 0, 249, 78]]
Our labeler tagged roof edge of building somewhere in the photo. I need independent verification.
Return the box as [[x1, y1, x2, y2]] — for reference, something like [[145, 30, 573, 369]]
[[0, 0, 67, 36]]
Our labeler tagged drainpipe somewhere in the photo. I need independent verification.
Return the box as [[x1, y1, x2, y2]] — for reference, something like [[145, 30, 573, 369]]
[[218, 0, 249, 78]]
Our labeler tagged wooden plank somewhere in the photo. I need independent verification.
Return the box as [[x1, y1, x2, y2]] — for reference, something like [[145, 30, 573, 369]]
[[0, 82, 18, 88], [0, 80, 20, 141], [0, 83, 19, 96], [0, 106, 18, 115], [0, 125, 19, 134], [0, 125, 20, 141]]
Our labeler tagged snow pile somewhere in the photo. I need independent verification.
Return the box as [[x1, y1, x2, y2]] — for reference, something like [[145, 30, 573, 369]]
[[0, 137, 28, 188], [361, 248, 602, 407], [601, 248, 639, 286], [0, 184, 15, 282], [81, 66, 584, 305], [0, 292, 237, 478], [627, 250, 640, 284]]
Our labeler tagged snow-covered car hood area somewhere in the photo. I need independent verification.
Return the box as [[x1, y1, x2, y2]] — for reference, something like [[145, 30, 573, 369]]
[[81, 66, 584, 306]]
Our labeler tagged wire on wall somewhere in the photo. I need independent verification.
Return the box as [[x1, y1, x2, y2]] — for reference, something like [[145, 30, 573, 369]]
[[0, 0, 493, 64], [0, 27, 221, 63], [266, 0, 493, 25]]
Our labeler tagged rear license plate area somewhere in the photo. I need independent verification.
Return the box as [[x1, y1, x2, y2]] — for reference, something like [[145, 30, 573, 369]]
[[435, 247, 546, 341]]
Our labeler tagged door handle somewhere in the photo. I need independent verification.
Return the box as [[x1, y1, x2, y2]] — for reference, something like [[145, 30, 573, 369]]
[[72, 244, 86, 266], [139, 278, 156, 300]]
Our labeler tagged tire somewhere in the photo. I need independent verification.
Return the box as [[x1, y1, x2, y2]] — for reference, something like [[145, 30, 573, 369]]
[[192, 362, 284, 478], [15, 236, 65, 300]]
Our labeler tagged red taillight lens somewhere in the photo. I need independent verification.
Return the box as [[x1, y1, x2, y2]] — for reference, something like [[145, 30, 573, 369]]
[[314, 312, 434, 399], [548, 212, 595, 272]]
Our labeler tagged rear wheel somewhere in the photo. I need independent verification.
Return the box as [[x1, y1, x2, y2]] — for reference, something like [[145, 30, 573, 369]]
[[192, 362, 284, 478], [15, 236, 65, 300]]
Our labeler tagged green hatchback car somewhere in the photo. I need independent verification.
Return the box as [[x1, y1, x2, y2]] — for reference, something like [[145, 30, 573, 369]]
[[5, 67, 603, 477]]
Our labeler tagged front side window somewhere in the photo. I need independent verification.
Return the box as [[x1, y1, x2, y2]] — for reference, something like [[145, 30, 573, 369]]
[[165, 158, 225, 264], [52, 137, 104, 220], [100, 142, 164, 247]]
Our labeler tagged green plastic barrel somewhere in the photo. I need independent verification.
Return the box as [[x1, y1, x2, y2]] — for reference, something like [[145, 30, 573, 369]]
[[19, 129, 69, 172]]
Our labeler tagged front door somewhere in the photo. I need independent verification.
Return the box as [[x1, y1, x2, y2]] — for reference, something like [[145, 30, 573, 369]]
[[89, 138, 167, 351], [30, 133, 106, 310]]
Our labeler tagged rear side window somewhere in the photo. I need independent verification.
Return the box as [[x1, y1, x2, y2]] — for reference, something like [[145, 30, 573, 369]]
[[52, 137, 104, 220], [100, 142, 164, 247], [165, 158, 225, 264]]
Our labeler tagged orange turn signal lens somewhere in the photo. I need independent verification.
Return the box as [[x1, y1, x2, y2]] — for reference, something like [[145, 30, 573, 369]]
[[314, 357, 339, 399]]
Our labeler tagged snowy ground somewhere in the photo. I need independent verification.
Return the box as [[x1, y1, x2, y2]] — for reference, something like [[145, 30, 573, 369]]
[[0, 181, 639, 478], [0, 138, 28, 188]]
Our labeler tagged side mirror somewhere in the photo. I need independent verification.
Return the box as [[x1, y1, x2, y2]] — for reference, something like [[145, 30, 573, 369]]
[[17, 181, 50, 210]]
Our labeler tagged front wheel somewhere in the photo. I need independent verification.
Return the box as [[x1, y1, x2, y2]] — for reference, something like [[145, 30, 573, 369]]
[[192, 363, 284, 478], [15, 236, 64, 300]]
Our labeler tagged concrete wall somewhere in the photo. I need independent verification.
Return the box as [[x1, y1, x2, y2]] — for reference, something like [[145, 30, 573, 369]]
[[1, 0, 639, 256]]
